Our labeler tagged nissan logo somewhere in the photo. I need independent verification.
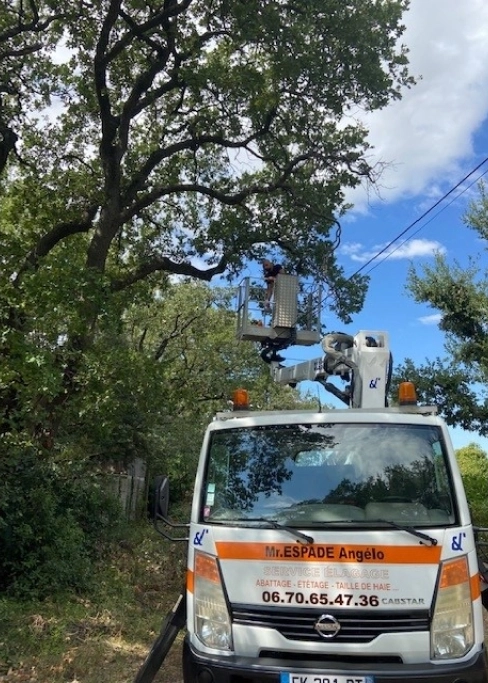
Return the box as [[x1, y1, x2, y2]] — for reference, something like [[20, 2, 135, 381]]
[[314, 614, 341, 639]]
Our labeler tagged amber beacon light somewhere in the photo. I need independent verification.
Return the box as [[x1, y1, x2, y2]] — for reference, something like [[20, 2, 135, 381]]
[[232, 389, 250, 411], [398, 381, 417, 406]]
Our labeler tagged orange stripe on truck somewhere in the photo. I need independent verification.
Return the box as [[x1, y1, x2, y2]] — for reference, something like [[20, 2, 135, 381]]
[[471, 572, 481, 600], [187, 569, 194, 594], [215, 542, 442, 564]]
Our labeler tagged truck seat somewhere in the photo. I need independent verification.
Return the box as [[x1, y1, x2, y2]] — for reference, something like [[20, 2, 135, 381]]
[[364, 501, 431, 523], [285, 503, 365, 522]]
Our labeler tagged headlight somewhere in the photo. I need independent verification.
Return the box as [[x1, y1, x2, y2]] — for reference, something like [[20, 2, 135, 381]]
[[431, 556, 474, 659], [194, 551, 232, 651]]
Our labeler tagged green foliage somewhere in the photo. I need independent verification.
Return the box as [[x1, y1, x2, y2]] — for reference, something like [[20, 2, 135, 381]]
[[393, 182, 488, 434], [0, 0, 416, 441], [0, 0, 414, 323], [455, 443, 488, 526], [120, 281, 321, 496], [1, 278, 316, 599], [0, 442, 123, 598], [390, 358, 488, 435]]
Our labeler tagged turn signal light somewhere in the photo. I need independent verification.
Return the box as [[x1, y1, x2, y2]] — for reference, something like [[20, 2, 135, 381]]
[[398, 381, 417, 406], [232, 388, 249, 410]]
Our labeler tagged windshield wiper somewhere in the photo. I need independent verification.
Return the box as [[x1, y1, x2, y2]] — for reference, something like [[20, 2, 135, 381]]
[[235, 517, 315, 545], [368, 519, 438, 546]]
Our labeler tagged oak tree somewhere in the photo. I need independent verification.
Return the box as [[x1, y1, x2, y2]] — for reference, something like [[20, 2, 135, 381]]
[[0, 0, 414, 436]]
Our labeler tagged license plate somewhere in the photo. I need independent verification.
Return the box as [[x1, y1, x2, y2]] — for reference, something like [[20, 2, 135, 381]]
[[280, 674, 374, 683]]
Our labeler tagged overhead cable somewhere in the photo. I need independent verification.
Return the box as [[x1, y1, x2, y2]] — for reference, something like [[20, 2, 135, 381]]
[[348, 155, 488, 279], [363, 164, 488, 276]]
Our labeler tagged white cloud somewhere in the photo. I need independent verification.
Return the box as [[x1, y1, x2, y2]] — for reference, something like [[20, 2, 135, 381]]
[[347, 0, 488, 210], [341, 238, 446, 263], [418, 313, 442, 326]]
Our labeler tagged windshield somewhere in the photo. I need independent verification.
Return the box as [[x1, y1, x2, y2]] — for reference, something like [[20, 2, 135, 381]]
[[200, 422, 456, 527]]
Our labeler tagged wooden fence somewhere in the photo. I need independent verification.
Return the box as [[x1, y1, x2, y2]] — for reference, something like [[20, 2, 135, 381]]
[[107, 458, 147, 520]]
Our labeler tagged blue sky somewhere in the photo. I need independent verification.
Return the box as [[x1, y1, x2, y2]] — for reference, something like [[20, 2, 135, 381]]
[[240, 0, 488, 451]]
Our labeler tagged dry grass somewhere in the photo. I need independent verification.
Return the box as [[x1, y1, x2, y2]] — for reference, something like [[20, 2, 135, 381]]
[[0, 523, 186, 683]]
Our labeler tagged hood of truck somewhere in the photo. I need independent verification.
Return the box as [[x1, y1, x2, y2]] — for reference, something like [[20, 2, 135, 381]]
[[188, 523, 476, 611]]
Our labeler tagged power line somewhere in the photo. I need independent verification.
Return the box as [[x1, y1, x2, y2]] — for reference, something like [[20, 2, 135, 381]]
[[243, 156, 488, 318], [347, 156, 488, 279], [362, 164, 488, 276]]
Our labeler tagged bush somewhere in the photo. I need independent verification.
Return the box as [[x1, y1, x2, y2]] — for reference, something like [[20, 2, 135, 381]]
[[456, 443, 488, 528], [0, 446, 124, 598]]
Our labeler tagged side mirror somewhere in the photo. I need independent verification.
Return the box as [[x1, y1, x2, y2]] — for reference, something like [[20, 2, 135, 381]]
[[154, 475, 170, 519], [148, 475, 170, 520], [150, 475, 189, 542]]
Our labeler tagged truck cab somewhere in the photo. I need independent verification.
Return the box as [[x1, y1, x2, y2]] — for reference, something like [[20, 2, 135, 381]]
[[181, 402, 488, 683]]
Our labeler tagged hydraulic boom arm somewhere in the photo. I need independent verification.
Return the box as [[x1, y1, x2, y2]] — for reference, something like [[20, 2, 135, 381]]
[[271, 330, 392, 409]]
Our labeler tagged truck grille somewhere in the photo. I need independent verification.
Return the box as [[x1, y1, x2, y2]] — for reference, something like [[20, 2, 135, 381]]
[[259, 651, 403, 665], [231, 605, 430, 644]]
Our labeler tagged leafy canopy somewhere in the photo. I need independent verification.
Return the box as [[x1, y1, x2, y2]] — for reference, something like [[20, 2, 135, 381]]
[[0, 0, 416, 440], [1, 0, 413, 322], [392, 182, 488, 434]]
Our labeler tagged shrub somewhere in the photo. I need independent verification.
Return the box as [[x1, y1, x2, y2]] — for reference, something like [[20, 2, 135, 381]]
[[456, 443, 488, 528], [0, 445, 124, 598]]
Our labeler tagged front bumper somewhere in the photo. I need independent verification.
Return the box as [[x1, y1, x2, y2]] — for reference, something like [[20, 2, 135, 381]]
[[183, 638, 488, 683]]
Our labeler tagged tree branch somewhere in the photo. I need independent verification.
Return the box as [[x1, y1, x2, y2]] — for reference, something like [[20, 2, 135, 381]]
[[0, 121, 18, 176], [0, 42, 43, 59], [94, 0, 121, 159], [111, 254, 228, 291], [196, 393, 225, 403], [13, 205, 99, 285], [122, 151, 312, 221], [0, 4, 67, 45], [102, 0, 193, 64], [154, 306, 207, 361], [123, 108, 278, 205]]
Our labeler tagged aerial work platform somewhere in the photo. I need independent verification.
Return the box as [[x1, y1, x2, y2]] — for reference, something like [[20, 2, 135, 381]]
[[236, 274, 321, 347]]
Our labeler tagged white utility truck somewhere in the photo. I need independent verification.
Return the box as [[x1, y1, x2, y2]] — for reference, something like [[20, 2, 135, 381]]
[[143, 275, 488, 683]]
